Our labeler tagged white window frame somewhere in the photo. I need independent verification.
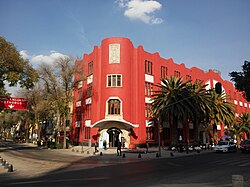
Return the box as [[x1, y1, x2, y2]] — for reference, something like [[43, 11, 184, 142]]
[[107, 74, 122, 87]]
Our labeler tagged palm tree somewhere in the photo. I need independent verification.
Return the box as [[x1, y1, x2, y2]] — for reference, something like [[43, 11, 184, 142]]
[[209, 90, 235, 143], [187, 80, 212, 144], [151, 76, 207, 147], [230, 112, 250, 147]]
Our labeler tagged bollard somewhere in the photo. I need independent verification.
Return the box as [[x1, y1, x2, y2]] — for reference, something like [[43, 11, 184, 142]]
[[8, 164, 13, 172], [4, 162, 9, 169], [156, 153, 159, 158], [122, 153, 125, 158], [138, 153, 141, 158], [232, 175, 244, 187], [100, 152, 103, 156], [170, 152, 174, 157]]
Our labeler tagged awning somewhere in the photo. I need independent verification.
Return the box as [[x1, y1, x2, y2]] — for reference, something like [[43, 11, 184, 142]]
[[90, 118, 139, 130]]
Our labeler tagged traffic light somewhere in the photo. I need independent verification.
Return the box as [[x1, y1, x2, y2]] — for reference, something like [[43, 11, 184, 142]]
[[215, 82, 222, 94]]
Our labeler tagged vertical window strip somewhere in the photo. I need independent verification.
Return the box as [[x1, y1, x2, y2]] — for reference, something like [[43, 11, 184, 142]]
[[161, 66, 168, 79], [145, 60, 153, 75], [88, 61, 93, 75], [108, 99, 121, 115], [145, 82, 153, 96]]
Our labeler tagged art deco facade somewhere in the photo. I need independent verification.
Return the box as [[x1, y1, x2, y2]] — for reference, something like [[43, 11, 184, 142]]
[[71, 37, 250, 148]]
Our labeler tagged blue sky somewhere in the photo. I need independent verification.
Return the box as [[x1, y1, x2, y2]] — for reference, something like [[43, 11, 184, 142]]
[[1, 0, 250, 82]]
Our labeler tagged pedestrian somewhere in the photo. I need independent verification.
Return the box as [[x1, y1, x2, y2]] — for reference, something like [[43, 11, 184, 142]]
[[94, 141, 98, 153], [179, 135, 183, 152], [103, 139, 107, 150], [145, 141, 149, 154], [117, 141, 122, 156]]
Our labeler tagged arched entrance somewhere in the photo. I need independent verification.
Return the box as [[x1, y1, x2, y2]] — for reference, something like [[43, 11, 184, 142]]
[[107, 127, 122, 147]]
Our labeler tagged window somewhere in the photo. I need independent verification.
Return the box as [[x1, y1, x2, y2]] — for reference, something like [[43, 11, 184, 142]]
[[174, 70, 180, 77], [107, 74, 122, 87], [145, 104, 152, 118], [87, 84, 92, 96], [146, 127, 154, 140], [76, 108, 82, 122], [145, 60, 153, 75], [88, 61, 93, 75], [145, 82, 153, 96], [161, 66, 168, 79], [84, 127, 90, 139], [78, 90, 82, 100], [108, 99, 121, 115], [85, 104, 91, 119]]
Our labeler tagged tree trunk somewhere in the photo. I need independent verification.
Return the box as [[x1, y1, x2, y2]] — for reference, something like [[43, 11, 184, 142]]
[[25, 120, 29, 143], [171, 116, 178, 146], [213, 123, 218, 144], [193, 117, 200, 145], [35, 112, 40, 141], [63, 114, 67, 149]]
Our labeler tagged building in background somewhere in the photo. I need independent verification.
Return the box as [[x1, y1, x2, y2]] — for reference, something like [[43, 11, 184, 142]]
[[71, 37, 250, 148]]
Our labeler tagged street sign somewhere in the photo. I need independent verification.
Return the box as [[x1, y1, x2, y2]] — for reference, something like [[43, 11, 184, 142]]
[[0, 96, 28, 110]]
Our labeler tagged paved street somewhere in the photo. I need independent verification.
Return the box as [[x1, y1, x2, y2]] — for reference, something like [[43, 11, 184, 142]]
[[0, 141, 250, 187]]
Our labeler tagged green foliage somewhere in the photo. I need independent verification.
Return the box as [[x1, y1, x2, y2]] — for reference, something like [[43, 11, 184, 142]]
[[209, 89, 235, 127], [151, 76, 235, 145], [231, 113, 250, 135], [229, 61, 250, 101], [230, 113, 250, 145], [0, 36, 38, 94]]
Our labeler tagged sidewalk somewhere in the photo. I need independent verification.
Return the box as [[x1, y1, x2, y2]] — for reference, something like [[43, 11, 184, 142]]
[[0, 142, 213, 178], [66, 145, 213, 159]]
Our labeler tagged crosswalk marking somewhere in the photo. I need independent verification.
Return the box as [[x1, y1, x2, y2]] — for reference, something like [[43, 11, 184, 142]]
[[213, 157, 250, 167]]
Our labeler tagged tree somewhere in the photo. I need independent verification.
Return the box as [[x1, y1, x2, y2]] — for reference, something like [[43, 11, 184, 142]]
[[21, 83, 51, 143], [209, 90, 235, 143], [38, 56, 84, 149], [187, 80, 211, 144], [151, 75, 235, 148], [230, 112, 250, 147], [0, 36, 38, 95], [229, 61, 250, 101], [151, 76, 211, 147]]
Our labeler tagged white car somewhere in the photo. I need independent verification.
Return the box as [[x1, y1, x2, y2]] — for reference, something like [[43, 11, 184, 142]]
[[214, 140, 237, 153]]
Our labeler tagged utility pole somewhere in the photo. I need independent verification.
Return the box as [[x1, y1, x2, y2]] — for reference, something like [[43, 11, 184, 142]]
[[158, 117, 161, 157]]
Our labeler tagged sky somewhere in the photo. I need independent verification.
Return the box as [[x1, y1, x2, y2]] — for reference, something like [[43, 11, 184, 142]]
[[1, 0, 250, 84]]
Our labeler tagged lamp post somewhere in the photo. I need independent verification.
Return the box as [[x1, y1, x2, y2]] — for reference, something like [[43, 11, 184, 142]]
[[158, 117, 161, 157]]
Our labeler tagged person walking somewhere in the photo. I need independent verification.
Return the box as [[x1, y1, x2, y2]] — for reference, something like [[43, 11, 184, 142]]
[[103, 139, 107, 150], [117, 141, 122, 156], [94, 141, 98, 153], [145, 141, 149, 154]]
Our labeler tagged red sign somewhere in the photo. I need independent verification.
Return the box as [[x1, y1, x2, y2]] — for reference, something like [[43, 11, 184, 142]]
[[0, 97, 28, 110]]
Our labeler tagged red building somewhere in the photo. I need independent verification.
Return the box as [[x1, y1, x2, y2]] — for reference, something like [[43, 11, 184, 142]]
[[71, 37, 250, 148]]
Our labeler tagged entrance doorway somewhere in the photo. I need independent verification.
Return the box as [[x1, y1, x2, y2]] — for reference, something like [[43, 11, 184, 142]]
[[107, 127, 122, 147]]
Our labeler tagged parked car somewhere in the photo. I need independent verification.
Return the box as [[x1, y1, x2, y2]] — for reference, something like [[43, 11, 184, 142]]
[[240, 139, 250, 153], [214, 140, 237, 153]]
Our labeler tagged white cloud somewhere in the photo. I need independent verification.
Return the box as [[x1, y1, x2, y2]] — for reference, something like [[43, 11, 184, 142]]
[[20, 50, 68, 66], [117, 0, 163, 25]]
